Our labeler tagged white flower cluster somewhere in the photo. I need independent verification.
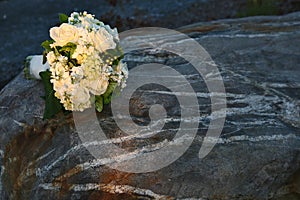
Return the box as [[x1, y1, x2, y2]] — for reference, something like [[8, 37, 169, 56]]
[[46, 11, 128, 111]]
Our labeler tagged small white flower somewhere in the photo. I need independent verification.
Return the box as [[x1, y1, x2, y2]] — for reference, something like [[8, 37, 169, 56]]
[[57, 55, 68, 64], [71, 67, 84, 82], [46, 51, 56, 65], [51, 62, 69, 80]]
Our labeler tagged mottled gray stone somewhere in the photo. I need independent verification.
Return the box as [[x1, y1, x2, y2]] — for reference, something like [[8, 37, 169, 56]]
[[1, 12, 300, 200], [1, 0, 300, 89]]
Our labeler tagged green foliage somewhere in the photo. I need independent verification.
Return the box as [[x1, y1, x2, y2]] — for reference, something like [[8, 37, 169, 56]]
[[237, 0, 279, 17], [59, 42, 77, 58], [95, 95, 104, 112], [41, 40, 77, 66], [112, 54, 124, 66], [102, 81, 118, 104], [101, 45, 124, 66], [39, 71, 63, 119], [41, 40, 54, 52], [94, 81, 118, 112], [41, 40, 54, 64], [59, 13, 69, 23], [23, 56, 32, 80]]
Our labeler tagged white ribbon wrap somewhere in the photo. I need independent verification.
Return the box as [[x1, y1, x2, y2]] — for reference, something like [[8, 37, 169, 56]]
[[27, 55, 50, 79]]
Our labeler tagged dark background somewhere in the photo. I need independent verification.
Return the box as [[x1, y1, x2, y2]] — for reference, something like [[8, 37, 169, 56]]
[[0, 0, 300, 89]]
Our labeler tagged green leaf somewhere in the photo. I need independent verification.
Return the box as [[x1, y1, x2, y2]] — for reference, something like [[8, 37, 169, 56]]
[[69, 59, 78, 67], [95, 95, 103, 112], [39, 71, 63, 119], [53, 46, 61, 56], [59, 13, 69, 23], [103, 82, 118, 104], [59, 42, 77, 58], [41, 40, 54, 52], [112, 54, 124, 66], [100, 45, 124, 66]]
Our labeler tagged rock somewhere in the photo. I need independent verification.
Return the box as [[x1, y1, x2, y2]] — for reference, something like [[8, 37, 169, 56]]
[[1, 0, 300, 90], [1, 12, 300, 199]]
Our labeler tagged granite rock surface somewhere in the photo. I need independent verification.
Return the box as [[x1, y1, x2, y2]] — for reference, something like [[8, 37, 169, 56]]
[[1, 0, 300, 89], [0, 12, 300, 199]]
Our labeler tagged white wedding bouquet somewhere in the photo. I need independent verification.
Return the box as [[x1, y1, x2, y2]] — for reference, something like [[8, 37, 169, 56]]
[[25, 11, 128, 119]]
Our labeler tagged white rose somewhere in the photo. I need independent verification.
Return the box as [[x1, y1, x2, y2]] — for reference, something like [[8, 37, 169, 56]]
[[83, 76, 109, 95], [90, 28, 116, 52], [50, 23, 79, 46], [71, 85, 91, 111], [28, 55, 50, 79]]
